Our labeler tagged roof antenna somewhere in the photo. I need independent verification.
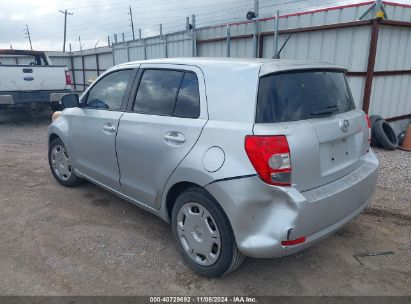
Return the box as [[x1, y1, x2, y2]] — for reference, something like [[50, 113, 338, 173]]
[[273, 32, 293, 59]]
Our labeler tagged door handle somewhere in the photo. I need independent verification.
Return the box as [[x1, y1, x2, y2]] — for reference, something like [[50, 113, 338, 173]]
[[103, 122, 116, 134], [164, 131, 185, 144]]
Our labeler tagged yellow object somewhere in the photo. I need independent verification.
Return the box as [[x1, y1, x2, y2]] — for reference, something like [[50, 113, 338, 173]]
[[375, 11, 385, 19], [88, 77, 96, 85], [52, 111, 61, 122]]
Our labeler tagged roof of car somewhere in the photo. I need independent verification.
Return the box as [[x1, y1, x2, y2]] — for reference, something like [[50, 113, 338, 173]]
[[115, 57, 347, 75]]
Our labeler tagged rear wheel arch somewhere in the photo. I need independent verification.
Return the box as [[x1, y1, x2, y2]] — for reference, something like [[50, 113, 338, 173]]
[[165, 182, 230, 222], [165, 182, 237, 244], [166, 182, 202, 221]]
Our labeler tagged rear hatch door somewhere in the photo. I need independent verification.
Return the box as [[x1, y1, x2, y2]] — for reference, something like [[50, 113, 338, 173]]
[[253, 69, 369, 192]]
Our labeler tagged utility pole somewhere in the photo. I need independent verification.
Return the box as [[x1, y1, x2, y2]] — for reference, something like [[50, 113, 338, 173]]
[[78, 36, 83, 51], [24, 25, 33, 50], [273, 10, 280, 58], [129, 5, 136, 40], [191, 14, 196, 57], [252, 0, 259, 58], [59, 9, 74, 52]]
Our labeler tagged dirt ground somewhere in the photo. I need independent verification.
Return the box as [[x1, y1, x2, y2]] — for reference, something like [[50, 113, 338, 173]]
[[0, 112, 410, 296]]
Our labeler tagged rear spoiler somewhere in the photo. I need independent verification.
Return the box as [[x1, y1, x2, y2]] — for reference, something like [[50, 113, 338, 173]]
[[259, 62, 348, 77]]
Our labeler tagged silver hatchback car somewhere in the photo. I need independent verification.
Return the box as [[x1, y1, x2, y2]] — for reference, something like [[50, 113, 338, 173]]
[[48, 58, 379, 277]]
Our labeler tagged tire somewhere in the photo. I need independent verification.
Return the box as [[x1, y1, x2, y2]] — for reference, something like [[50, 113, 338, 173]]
[[373, 119, 398, 150], [370, 115, 383, 127], [370, 115, 383, 147], [48, 137, 83, 187], [171, 187, 245, 277]]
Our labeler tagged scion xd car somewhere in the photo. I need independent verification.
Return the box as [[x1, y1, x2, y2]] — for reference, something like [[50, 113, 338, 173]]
[[48, 58, 379, 277]]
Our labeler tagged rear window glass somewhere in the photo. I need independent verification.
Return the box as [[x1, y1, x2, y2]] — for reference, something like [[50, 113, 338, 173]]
[[256, 70, 355, 123]]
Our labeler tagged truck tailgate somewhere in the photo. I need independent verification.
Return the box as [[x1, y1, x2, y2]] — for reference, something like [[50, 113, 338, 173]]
[[0, 66, 68, 91]]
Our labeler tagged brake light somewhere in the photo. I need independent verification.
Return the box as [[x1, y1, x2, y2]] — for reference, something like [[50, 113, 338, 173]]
[[365, 114, 371, 129], [65, 71, 72, 85], [245, 135, 291, 186], [365, 114, 371, 146]]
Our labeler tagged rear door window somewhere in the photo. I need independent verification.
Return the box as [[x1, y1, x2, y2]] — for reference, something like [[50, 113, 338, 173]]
[[133, 69, 200, 118], [256, 70, 355, 123], [133, 69, 183, 116], [174, 72, 200, 118]]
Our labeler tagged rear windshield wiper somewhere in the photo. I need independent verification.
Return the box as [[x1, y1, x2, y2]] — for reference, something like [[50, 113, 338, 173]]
[[310, 104, 339, 116]]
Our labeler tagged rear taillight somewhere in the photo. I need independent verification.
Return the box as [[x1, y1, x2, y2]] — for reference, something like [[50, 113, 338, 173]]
[[365, 114, 371, 146], [365, 114, 371, 129], [65, 71, 72, 85], [245, 135, 291, 186]]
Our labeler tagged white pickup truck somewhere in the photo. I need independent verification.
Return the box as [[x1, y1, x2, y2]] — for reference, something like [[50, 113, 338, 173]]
[[0, 49, 73, 110]]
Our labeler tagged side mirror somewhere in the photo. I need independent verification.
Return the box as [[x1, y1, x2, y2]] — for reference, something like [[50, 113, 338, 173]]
[[61, 94, 80, 108]]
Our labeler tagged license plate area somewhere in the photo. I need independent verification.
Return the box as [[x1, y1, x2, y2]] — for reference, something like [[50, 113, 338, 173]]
[[320, 135, 358, 176]]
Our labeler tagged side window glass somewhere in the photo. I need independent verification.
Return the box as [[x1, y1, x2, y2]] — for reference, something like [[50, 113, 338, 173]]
[[133, 69, 183, 116], [174, 72, 200, 118], [86, 70, 132, 110]]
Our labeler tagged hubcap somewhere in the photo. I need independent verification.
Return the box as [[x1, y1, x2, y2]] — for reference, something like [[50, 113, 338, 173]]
[[177, 202, 221, 266], [51, 145, 72, 181]]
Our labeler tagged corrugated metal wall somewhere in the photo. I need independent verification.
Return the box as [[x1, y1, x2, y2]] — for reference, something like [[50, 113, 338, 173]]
[[113, 31, 193, 64], [369, 24, 411, 117]]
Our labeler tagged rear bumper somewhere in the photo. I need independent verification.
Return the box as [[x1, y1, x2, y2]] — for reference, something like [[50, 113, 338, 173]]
[[0, 90, 72, 105], [205, 150, 379, 258]]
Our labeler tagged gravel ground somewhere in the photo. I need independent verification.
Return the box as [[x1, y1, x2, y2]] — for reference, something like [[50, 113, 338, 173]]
[[371, 148, 411, 219], [0, 115, 410, 296]]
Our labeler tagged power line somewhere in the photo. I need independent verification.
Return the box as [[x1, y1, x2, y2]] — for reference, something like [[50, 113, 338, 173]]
[[57, 6, 246, 39], [0, 0, 257, 37], [62, 0, 251, 11], [62, 2, 252, 33]]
